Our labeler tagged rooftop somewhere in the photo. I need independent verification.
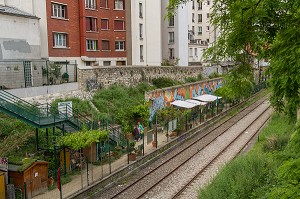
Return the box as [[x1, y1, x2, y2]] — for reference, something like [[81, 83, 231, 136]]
[[0, 5, 38, 19]]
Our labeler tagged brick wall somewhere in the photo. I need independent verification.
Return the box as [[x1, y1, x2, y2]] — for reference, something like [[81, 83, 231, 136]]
[[46, 0, 81, 57]]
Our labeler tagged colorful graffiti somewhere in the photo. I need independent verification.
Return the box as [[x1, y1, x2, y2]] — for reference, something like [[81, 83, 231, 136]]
[[146, 79, 223, 121]]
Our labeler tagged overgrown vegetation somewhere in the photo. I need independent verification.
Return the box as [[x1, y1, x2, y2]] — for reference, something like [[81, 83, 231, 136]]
[[198, 113, 300, 198], [92, 83, 152, 133], [185, 73, 204, 83], [152, 77, 183, 88], [0, 114, 36, 157]]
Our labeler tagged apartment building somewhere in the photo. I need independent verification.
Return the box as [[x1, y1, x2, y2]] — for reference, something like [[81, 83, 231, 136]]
[[47, 0, 127, 67], [188, 0, 217, 64], [126, 0, 162, 66], [161, 0, 188, 66]]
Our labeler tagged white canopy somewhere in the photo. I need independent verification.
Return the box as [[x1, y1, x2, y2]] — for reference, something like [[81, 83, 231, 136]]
[[185, 99, 208, 106], [171, 100, 197, 109], [192, 94, 222, 102]]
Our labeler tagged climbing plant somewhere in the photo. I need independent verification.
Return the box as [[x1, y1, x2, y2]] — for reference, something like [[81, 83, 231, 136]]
[[57, 128, 109, 150]]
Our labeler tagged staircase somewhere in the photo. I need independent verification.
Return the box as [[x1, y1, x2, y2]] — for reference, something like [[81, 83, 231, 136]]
[[0, 89, 126, 147], [0, 89, 89, 131]]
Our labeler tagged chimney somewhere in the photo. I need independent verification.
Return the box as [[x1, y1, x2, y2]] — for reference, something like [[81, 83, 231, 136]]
[[0, 0, 5, 6]]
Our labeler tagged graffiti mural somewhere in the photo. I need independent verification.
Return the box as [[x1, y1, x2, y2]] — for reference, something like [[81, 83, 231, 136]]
[[146, 78, 223, 121]]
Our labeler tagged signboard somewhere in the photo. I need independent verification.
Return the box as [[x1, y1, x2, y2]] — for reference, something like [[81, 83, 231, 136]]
[[58, 101, 73, 118], [168, 119, 177, 132]]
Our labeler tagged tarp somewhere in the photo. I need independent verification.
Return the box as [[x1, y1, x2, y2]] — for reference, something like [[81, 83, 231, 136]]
[[185, 99, 207, 106], [171, 100, 197, 109], [192, 94, 222, 102]]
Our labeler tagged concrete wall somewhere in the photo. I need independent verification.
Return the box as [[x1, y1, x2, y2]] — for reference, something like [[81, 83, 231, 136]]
[[7, 82, 79, 98], [176, 6, 189, 66], [77, 65, 203, 90], [161, 0, 188, 66], [3, 0, 48, 58], [130, 0, 162, 66], [0, 14, 41, 60], [145, 0, 162, 66]]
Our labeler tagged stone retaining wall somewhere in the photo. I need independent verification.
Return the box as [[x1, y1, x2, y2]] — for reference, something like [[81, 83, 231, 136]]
[[77, 66, 204, 90]]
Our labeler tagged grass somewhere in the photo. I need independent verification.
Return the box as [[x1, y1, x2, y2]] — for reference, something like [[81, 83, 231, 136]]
[[198, 113, 297, 198]]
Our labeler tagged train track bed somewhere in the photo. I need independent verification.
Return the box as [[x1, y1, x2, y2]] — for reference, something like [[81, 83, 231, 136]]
[[93, 96, 270, 199]]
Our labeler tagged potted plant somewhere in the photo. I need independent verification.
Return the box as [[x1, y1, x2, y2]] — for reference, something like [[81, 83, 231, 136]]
[[128, 141, 136, 161], [62, 72, 69, 83]]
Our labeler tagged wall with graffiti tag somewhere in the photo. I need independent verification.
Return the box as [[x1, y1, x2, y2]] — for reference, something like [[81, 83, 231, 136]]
[[145, 78, 223, 121]]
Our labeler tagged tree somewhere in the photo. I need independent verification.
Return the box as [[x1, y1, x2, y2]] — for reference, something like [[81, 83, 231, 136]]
[[167, 0, 300, 120]]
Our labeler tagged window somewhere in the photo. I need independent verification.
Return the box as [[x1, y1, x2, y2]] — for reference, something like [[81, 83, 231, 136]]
[[194, 48, 197, 56], [86, 61, 91, 66], [103, 61, 111, 66], [102, 40, 110, 50], [115, 41, 125, 51], [169, 15, 174, 26], [85, 0, 96, 9], [139, 23, 143, 39], [198, 2, 202, 10], [86, 17, 97, 31], [198, 26, 202, 35], [192, 26, 195, 33], [207, 13, 210, 19], [140, 45, 144, 62], [189, 48, 193, 57], [100, 0, 108, 8], [192, 13, 195, 23], [139, 2, 143, 18], [192, 0, 195, 9], [114, 20, 125, 30], [207, 1, 210, 5], [207, 26, 210, 31], [207, 39, 210, 43], [169, 32, 174, 43], [54, 33, 67, 47], [114, 0, 124, 10], [86, 39, 98, 51], [169, 48, 174, 59], [52, 3, 67, 19], [101, 19, 109, 30], [116, 61, 126, 65], [198, 14, 202, 22]]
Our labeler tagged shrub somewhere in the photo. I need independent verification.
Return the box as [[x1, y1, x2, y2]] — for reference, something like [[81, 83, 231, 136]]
[[184, 77, 198, 83], [208, 71, 222, 79], [152, 77, 182, 88]]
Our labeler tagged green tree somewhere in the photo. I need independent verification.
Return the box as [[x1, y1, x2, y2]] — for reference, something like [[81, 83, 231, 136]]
[[167, 0, 300, 120]]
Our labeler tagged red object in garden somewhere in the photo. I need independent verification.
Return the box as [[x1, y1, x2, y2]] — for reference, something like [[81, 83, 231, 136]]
[[57, 167, 61, 191]]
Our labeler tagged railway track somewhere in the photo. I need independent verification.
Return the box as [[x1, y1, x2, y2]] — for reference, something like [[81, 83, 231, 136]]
[[171, 105, 272, 199], [96, 97, 270, 199]]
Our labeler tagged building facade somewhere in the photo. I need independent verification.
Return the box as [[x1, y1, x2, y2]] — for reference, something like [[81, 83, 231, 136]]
[[126, 0, 162, 66], [0, 0, 42, 60], [161, 0, 188, 66], [188, 0, 217, 64], [46, 0, 127, 67]]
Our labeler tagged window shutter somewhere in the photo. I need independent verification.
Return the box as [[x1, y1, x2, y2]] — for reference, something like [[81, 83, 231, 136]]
[[101, 19, 108, 29], [86, 18, 91, 31], [114, 20, 123, 30]]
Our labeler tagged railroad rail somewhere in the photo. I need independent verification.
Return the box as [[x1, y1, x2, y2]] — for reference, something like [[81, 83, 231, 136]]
[[98, 97, 270, 199], [171, 105, 272, 199]]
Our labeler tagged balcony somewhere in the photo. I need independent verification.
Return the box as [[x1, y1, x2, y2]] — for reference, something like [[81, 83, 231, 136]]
[[189, 39, 208, 46]]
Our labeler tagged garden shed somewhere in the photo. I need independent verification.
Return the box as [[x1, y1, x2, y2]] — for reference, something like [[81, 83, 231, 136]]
[[0, 171, 5, 199], [8, 160, 48, 199]]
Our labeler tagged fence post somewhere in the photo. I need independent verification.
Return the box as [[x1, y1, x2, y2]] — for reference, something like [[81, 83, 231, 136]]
[[75, 60, 78, 82], [24, 182, 27, 199], [108, 144, 112, 174], [86, 157, 89, 186]]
